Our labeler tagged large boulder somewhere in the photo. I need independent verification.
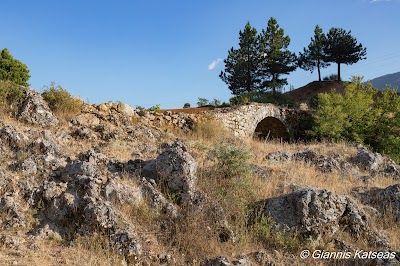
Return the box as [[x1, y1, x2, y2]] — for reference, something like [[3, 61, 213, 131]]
[[353, 184, 400, 221], [17, 88, 59, 126], [261, 188, 369, 238], [353, 148, 384, 172], [142, 140, 197, 203]]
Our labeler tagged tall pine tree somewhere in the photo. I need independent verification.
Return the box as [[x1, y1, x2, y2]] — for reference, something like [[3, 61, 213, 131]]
[[258, 17, 297, 95], [298, 25, 330, 82], [219, 22, 260, 95], [323, 28, 367, 81]]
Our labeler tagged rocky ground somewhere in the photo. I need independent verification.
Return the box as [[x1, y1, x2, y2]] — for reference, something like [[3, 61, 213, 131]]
[[0, 87, 399, 265]]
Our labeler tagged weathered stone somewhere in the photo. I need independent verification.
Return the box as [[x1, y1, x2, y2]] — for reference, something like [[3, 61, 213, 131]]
[[261, 188, 368, 238], [353, 184, 400, 221], [353, 148, 384, 172], [110, 226, 142, 258], [140, 178, 178, 218], [203, 256, 230, 266], [13, 157, 37, 175], [0, 125, 28, 151], [0, 195, 26, 228], [17, 87, 59, 126], [72, 127, 97, 140], [116, 103, 135, 117], [292, 150, 317, 162], [143, 140, 197, 202], [104, 179, 143, 205], [73, 113, 100, 127], [266, 151, 291, 162]]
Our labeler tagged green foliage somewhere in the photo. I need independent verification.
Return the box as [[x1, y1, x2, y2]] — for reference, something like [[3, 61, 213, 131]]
[[197, 97, 209, 107], [135, 105, 145, 110], [42, 82, 83, 116], [323, 74, 339, 81], [258, 17, 297, 95], [229, 91, 294, 106], [298, 25, 330, 81], [311, 77, 400, 162], [219, 18, 297, 96], [324, 28, 367, 80], [211, 98, 221, 107], [209, 143, 253, 179], [219, 22, 260, 95], [147, 104, 160, 112], [0, 48, 30, 86], [0, 80, 24, 112], [183, 102, 191, 108]]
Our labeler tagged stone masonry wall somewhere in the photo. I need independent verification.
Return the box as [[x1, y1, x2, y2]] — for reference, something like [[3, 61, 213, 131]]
[[212, 103, 289, 137]]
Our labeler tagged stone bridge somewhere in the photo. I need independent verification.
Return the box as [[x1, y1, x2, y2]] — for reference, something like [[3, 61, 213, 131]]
[[212, 103, 306, 140]]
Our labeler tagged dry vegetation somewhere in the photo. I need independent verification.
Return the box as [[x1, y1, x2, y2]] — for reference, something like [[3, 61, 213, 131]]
[[0, 109, 399, 266]]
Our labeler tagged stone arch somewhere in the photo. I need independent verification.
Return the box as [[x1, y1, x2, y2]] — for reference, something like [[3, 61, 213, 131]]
[[253, 116, 289, 140]]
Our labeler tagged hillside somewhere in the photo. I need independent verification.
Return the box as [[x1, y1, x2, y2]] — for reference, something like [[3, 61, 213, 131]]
[[285, 80, 346, 107], [0, 85, 399, 265], [367, 72, 400, 90]]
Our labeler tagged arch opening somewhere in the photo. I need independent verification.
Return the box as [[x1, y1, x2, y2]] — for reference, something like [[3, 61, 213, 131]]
[[254, 117, 289, 140]]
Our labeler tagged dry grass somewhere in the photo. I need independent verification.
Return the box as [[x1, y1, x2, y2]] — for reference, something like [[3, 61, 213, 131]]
[[0, 109, 399, 265]]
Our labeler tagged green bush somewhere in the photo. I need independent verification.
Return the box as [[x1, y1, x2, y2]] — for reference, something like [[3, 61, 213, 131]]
[[323, 74, 339, 81], [42, 82, 83, 117], [311, 77, 400, 162], [0, 48, 30, 86], [0, 80, 24, 113], [229, 91, 294, 106], [147, 104, 160, 112], [209, 143, 253, 179]]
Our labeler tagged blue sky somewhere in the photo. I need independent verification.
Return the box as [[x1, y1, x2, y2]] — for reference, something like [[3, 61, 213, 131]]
[[1, 0, 399, 108]]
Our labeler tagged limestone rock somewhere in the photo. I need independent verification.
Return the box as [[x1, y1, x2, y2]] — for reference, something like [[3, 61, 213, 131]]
[[17, 88, 59, 126], [104, 179, 143, 205], [116, 103, 135, 117], [353, 184, 400, 221], [353, 148, 384, 172], [266, 151, 291, 162], [73, 113, 100, 127], [261, 188, 368, 238], [143, 140, 197, 202], [0, 125, 28, 151]]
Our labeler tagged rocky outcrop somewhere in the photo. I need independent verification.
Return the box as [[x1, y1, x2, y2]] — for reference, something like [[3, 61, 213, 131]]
[[353, 148, 384, 172], [266, 149, 359, 175], [142, 140, 197, 203], [17, 88, 59, 126], [260, 188, 369, 239], [353, 184, 400, 221]]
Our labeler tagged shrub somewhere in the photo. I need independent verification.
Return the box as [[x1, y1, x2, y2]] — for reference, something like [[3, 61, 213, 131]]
[[183, 102, 191, 108], [323, 74, 339, 81], [229, 91, 294, 106], [0, 48, 30, 86], [42, 82, 83, 118], [311, 77, 400, 162], [0, 80, 24, 113], [197, 97, 209, 107], [147, 104, 160, 112], [208, 143, 253, 179]]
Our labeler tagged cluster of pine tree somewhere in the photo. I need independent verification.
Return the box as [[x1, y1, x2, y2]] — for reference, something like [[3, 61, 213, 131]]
[[220, 18, 367, 96]]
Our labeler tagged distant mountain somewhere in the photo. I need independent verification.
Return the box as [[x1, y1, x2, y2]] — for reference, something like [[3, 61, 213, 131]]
[[366, 72, 400, 90]]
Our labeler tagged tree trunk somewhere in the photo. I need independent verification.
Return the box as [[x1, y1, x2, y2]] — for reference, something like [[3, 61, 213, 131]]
[[337, 63, 341, 81], [317, 58, 321, 82]]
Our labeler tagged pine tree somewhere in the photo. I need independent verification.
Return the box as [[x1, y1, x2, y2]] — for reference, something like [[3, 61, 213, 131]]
[[323, 28, 367, 81], [298, 25, 330, 82], [220, 22, 260, 95], [258, 17, 297, 95], [0, 48, 30, 86]]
